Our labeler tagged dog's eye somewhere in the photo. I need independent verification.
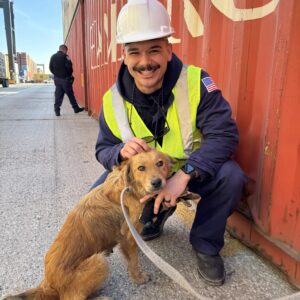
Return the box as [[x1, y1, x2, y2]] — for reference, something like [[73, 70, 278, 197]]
[[156, 160, 164, 167], [138, 166, 146, 171]]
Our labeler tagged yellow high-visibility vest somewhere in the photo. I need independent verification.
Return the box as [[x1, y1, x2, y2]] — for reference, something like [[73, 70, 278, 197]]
[[103, 65, 203, 171]]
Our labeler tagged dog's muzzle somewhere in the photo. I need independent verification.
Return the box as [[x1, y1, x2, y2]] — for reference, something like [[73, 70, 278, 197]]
[[151, 177, 162, 190]]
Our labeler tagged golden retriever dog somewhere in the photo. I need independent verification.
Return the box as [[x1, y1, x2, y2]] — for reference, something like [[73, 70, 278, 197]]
[[4, 149, 172, 300]]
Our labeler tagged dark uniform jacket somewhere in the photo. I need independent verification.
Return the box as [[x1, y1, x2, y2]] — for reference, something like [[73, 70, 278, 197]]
[[95, 53, 239, 182], [49, 50, 73, 79]]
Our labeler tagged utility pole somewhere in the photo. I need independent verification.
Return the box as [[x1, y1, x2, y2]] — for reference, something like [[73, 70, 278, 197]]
[[0, 0, 16, 80]]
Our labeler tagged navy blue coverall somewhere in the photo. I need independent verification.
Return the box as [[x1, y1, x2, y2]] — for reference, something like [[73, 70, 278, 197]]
[[49, 50, 81, 113], [93, 53, 247, 255]]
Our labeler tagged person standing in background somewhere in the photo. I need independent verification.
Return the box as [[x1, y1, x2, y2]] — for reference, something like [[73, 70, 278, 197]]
[[49, 44, 84, 116]]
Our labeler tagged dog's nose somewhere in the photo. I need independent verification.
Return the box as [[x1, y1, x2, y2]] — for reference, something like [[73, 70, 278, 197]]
[[151, 178, 162, 189]]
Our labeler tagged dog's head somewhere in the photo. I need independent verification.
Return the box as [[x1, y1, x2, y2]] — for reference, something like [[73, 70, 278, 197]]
[[122, 150, 172, 197]]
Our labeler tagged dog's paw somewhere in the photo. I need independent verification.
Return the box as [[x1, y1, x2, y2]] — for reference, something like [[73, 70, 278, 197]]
[[89, 297, 112, 300], [1, 296, 23, 300], [132, 271, 151, 285], [87, 289, 112, 300]]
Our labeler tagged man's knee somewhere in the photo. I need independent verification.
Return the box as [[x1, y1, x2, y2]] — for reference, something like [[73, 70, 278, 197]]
[[217, 160, 246, 193]]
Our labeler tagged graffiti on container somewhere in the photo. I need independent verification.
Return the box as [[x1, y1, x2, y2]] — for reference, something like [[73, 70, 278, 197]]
[[89, 0, 280, 69], [90, 3, 117, 70]]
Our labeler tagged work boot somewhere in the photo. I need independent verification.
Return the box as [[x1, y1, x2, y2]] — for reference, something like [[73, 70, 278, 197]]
[[194, 249, 225, 286], [74, 107, 85, 113], [141, 206, 176, 241], [55, 110, 60, 116]]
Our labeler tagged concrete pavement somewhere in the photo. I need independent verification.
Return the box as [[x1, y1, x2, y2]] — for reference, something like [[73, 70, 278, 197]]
[[0, 84, 298, 299]]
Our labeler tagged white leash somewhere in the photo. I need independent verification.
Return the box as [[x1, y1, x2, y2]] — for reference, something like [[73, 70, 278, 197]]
[[120, 187, 209, 300]]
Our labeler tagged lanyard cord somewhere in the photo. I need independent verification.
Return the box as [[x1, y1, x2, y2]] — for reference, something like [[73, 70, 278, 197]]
[[120, 187, 209, 300], [129, 84, 166, 147]]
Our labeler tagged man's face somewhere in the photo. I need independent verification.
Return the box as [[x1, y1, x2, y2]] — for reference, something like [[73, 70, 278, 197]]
[[123, 39, 172, 94]]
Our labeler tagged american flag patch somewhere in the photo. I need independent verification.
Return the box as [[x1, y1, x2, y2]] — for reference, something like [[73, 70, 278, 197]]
[[202, 77, 218, 92]]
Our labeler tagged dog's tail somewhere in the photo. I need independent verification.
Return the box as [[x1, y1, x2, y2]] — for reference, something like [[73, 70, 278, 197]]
[[2, 284, 59, 300]]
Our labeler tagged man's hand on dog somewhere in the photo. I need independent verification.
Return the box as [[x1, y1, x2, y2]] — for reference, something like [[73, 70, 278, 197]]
[[120, 137, 152, 160], [140, 170, 191, 214]]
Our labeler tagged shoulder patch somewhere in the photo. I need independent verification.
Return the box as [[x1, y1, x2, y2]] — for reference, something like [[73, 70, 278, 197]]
[[202, 77, 218, 93]]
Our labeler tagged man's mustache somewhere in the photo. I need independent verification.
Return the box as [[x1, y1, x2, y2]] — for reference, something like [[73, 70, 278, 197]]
[[133, 64, 160, 72]]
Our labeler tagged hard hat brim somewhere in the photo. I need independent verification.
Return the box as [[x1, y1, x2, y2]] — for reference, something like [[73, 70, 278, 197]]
[[116, 30, 174, 44]]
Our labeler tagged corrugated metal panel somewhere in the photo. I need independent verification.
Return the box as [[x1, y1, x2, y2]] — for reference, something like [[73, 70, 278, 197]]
[[64, 0, 300, 286], [65, 3, 86, 108], [163, 0, 300, 285], [83, 0, 125, 118]]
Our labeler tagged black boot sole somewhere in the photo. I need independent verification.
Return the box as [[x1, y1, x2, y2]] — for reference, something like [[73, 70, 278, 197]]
[[197, 267, 225, 286]]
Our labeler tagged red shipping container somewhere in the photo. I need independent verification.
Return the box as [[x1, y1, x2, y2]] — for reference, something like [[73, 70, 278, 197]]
[[64, 0, 300, 287], [65, 3, 86, 109]]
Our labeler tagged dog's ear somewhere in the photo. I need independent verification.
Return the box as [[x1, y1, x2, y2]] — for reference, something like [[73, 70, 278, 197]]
[[121, 160, 134, 186], [168, 155, 176, 167], [125, 162, 133, 186], [164, 154, 176, 175]]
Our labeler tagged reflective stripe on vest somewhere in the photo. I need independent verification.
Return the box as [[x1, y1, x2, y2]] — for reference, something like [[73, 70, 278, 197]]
[[111, 84, 134, 141], [176, 65, 193, 157], [102, 65, 202, 166]]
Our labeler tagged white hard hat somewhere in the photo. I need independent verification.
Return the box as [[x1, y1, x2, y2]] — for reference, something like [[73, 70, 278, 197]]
[[116, 0, 175, 44]]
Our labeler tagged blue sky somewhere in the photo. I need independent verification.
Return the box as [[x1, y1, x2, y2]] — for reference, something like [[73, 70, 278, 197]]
[[0, 0, 63, 73]]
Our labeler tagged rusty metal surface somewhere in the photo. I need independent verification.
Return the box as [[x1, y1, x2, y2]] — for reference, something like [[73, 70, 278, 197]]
[[66, 3, 86, 109], [81, 0, 125, 118], [64, 0, 300, 285]]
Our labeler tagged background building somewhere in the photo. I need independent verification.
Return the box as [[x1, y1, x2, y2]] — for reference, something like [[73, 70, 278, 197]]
[[16, 52, 37, 82]]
